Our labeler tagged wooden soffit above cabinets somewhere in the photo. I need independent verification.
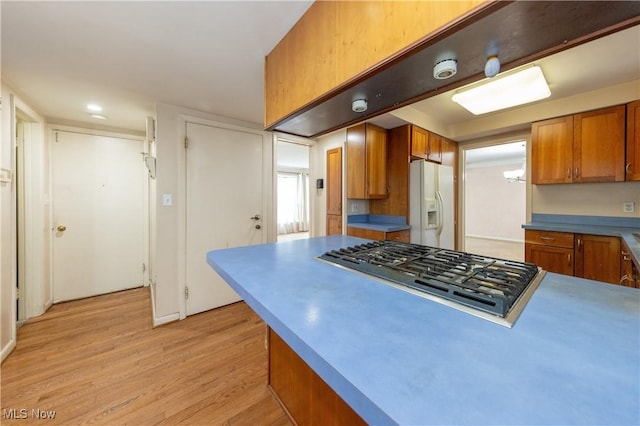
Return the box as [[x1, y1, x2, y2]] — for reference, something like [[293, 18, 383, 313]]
[[266, 1, 640, 138]]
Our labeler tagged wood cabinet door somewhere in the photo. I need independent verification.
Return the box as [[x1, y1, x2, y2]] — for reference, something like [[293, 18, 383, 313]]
[[346, 226, 384, 241], [326, 214, 342, 236], [346, 124, 366, 199], [326, 147, 342, 235], [326, 147, 342, 216], [427, 132, 442, 163], [525, 243, 574, 275], [365, 124, 388, 198], [574, 105, 626, 183], [626, 100, 640, 181], [531, 115, 574, 184], [575, 234, 621, 284], [410, 125, 428, 159]]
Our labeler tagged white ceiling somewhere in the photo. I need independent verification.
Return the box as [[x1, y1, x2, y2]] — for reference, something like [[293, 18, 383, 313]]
[[1, 1, 313, 132], [2, 3, 638, 138]]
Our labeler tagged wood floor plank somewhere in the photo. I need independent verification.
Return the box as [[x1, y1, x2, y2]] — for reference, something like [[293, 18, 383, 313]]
[[1, 287, 291, 425]]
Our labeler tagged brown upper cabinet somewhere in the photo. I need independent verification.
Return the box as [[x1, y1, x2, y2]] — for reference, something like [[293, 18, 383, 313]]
[[346, 123, 387, 200], [410, 126, 442, 163], [626, 100, 640, 181], [531, 105, 626, 184]]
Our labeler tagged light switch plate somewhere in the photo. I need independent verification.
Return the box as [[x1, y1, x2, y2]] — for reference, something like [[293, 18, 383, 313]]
[[623, 201, 635, 213]]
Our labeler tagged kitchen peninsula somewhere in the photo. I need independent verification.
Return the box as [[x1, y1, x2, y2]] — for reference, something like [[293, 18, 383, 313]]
[[207, 236, 639, 425]]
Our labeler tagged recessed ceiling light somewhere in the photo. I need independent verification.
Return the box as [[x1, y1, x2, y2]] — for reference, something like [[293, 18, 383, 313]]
[[90, 114, 107, 120], [452, 65, 551, 115], [86, 103, 103, 112]]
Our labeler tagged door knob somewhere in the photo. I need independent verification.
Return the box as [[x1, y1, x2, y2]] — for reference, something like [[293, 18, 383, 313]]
[[250, 214, 261, 221], [57, 225, 67, 232]]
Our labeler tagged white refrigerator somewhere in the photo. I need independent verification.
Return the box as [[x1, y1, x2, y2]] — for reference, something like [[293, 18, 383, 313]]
[[409, 160, 454, 249]]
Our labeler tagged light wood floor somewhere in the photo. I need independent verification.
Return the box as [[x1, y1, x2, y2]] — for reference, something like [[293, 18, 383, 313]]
[[1, 287, 291, 425]]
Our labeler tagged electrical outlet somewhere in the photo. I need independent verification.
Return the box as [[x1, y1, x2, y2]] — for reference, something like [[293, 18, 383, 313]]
[[351, 202, 359, 213], [623, 201, 635, 213]]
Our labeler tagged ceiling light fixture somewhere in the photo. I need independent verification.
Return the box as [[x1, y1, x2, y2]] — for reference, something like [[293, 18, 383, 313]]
[[352, 99, 368, 113], [86, 103, 103, 112], [484, 55, 500, 78], [451, 65, 550, 115], [433, 58, 457, 80], [90, 113, 107, 120]]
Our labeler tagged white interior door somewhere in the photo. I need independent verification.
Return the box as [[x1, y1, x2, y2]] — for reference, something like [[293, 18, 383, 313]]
[[52, 131, 145, 302], [185, 122, 264, 316]]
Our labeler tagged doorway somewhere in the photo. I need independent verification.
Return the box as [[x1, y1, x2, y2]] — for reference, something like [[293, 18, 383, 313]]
[[51, 130, 147, 302], [276, 140, 310, 242], [463, 140, 526, 261]]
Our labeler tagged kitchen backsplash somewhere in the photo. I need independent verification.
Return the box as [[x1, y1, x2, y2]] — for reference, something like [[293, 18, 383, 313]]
[[532, 181, 640, 218]]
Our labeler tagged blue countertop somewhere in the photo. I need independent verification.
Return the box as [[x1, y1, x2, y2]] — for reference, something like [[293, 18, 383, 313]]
[[347, 214, 411, 232], [207, 236, 639, 425], [523, 214, 640, 269]]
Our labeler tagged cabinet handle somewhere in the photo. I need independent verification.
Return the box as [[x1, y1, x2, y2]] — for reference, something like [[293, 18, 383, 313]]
[[620, 275, 632, 285], [622, 251, 631, 261], [574, 167, 580, 178], [577, 238, 582, 250], [626, 163, 632, 174], [568, 254, 572, 265], [540, 236, 555, 241], [567, 168, 571, 179]]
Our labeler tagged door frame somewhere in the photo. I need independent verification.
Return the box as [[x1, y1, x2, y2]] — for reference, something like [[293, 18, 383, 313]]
[[48, 125, 149, 303], [273, 133, 313, 239], [459, 130, 531, 252], [178, 115, 273, 319]]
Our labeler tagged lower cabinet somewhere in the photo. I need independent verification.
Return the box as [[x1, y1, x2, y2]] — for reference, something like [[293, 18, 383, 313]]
[[525, 230, 626, 285], [574, 234, 620, 284], [525, 230, 574, 275], [346, 226, 410, 242], [268, 328, 366, 426]]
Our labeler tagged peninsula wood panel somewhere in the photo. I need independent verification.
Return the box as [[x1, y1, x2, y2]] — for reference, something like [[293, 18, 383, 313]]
[[264, 1, 484, 127], [268, 328, 366, 426]]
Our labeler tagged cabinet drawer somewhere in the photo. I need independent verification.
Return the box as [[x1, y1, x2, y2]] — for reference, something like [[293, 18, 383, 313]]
[[525, 230, 574, 248], [386, 230, 410, 242]]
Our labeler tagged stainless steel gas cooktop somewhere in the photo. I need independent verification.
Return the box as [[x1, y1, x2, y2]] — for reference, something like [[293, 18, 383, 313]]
[[318, 240, 545, 327]]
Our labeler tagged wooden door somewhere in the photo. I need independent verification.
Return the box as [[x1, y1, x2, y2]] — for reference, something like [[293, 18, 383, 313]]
[[410, 125, 428, 159], [185, 122, 265, 316], [575, 234, 621, 284], [531, 116, 573, 184], [427, 132, 442, 163], [52, 131, 145, 302], [365, 124, 387, 199], [626, 100, 640, 181], [525, 244, 574, 276], [326, 147, 342, 235], [574, 105, 626, 182]]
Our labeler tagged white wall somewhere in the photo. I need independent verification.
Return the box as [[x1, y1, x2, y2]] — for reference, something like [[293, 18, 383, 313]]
[[465, 163, 526, 241], [1, 85, 17, 361], [153, 103, 273, 325], [309, 129, 346, 237]]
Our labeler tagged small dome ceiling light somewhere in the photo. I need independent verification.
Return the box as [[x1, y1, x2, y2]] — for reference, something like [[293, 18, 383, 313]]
[[484, 54, 501, 78], [352, 99, 368, 113], [433, 59, 457, 80], [86, 103, 103, 112]]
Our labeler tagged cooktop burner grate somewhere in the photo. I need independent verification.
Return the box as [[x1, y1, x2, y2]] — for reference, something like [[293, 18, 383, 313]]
[[318, 240, 544, 326]]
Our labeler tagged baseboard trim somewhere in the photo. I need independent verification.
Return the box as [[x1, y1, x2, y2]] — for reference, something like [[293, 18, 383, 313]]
[[465, 234, 524, 244], [1, 338, 16, 363]]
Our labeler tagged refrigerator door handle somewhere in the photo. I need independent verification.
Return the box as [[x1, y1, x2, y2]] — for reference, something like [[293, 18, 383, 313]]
[[435, 190, 444, 237]]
